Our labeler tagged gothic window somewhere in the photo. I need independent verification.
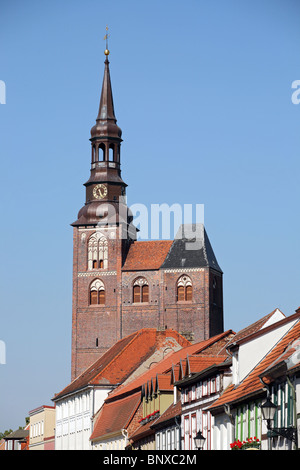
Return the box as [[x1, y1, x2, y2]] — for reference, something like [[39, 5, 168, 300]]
[[88, 233, 108, 270], [176, 275, 192, 302], [89, 279, 105, 305], [133, 277, 149, 303]]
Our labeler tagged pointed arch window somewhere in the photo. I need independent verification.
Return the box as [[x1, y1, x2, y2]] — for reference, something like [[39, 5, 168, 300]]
[[88, 232, 108, 270], [176, 275, 193, 302], [89, 279, 105, 305], [133, 277, 149, 303]]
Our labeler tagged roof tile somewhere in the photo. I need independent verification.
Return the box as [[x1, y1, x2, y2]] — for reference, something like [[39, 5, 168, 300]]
[[122, 240, 173, 271]]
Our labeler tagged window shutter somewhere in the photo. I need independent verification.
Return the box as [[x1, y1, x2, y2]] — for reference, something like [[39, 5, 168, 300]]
[[90, 290, 98, 305], [177, 286, 185, 302], [98, 290, 105, 305], [133, 285, 141, 303], [186, 285, 192, 301], [142, 285, 149, 303]]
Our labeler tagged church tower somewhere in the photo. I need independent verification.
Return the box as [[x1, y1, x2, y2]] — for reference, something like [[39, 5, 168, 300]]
[[71, 48, 135, 380], [70, 45, 224, 381]]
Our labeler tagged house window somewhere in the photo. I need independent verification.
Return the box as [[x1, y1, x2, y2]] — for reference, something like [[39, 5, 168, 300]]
[[176, 275, 192, 302], [88, 232, 108, 270], [89, 279, 105, 305], [133, 277, 149, 303]]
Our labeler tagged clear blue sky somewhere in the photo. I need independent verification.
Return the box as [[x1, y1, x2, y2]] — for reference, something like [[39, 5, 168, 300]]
[[0, 0, 299, 432]]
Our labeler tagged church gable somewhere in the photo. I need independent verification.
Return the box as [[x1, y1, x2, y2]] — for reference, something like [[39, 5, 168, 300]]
[[161, 224, 222, 272]]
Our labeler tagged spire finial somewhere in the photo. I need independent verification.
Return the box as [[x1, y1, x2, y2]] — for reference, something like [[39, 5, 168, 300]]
[[104, 25, 110, 57]]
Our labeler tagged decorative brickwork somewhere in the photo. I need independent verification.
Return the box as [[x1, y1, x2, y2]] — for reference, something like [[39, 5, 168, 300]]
[[70, 54, 224, 381]]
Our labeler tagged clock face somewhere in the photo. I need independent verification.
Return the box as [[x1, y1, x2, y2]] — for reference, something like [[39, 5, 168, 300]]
[[93, 184, 107, 199]]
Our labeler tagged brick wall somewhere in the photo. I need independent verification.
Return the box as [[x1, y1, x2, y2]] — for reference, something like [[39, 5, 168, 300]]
[[71, 226, 224, 380]]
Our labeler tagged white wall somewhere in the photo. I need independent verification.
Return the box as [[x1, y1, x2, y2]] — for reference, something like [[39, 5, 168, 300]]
[[55, 386, 112, 450], [235, 317, 298, 384]]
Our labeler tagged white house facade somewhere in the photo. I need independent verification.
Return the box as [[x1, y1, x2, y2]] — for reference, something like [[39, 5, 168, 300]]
[[55, 385, 111, 450]]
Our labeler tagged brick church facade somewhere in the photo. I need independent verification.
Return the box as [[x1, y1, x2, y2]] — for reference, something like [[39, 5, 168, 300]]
[[71, 50, 224, 381]]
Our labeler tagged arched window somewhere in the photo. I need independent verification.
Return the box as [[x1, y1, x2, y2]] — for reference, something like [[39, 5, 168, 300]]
[[90, 279, 105, 305], [88, 232, 108, 270], [133, 277, 149, 303], [176, 275, 192, 302], [98, 143, 106, 161]]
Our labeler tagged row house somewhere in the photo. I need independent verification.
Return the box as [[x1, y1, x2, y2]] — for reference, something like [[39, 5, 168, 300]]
[[128, 374, 175, 449], [175, 354, 231, 450], [2, 427, 29, 450], [28, 405, 56, 450], [52, 328, 190, 450], [208, 307, 300, 450], [34, 306, 300, 451], [89, 330, 234, 449], [123, 307, 300, 451]]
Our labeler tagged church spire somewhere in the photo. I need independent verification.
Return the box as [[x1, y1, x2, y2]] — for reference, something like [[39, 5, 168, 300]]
[[72, 34, 128, 227], [90, 53, 122, 140], [90, 28, 121, 140]]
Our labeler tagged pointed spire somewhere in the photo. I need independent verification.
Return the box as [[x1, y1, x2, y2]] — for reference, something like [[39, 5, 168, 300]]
[[90, 38, 122, 140]]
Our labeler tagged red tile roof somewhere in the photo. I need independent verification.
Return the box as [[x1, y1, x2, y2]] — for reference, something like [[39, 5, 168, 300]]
[[156, 373, 173, 392], [209, 319, 300, 412], [122, 240, 173, 271], [183, 355, 228, 379], [90, 330, 234, 442], [106, 330, 234, 402], [53, 328, 190, 401], [90, 392, 141, 441]]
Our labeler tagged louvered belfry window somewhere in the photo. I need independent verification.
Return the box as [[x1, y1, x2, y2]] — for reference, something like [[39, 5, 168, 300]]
[[176, 275, 193, 302]]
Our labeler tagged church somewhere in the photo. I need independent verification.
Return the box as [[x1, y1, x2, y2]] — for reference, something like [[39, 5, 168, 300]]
[[70, 47, 224, 381]]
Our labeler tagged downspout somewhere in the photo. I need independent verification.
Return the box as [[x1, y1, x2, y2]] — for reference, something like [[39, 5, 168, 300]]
[[224, 403, 235, 445], [175, 415, 181, 450], [90, 386, 95, 450]]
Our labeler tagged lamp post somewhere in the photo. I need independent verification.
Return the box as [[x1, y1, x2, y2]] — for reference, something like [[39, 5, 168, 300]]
[[261, 396, 298, 450], [261, 397, 277, 450], [194, 430, 206, 450]]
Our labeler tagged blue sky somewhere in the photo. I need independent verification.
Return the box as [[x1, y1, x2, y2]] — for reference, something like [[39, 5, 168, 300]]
[[0, 0, 299, 431]]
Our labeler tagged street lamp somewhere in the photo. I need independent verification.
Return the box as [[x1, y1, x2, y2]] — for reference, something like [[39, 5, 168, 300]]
[[194, 430, 206, 450], [261, 397, 277, 426], [261, 396, 298, 450], [261, 396, 277, 451]]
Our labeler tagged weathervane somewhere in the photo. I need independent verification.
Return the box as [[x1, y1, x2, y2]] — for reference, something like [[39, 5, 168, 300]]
[[104, 25, 110, 56]]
